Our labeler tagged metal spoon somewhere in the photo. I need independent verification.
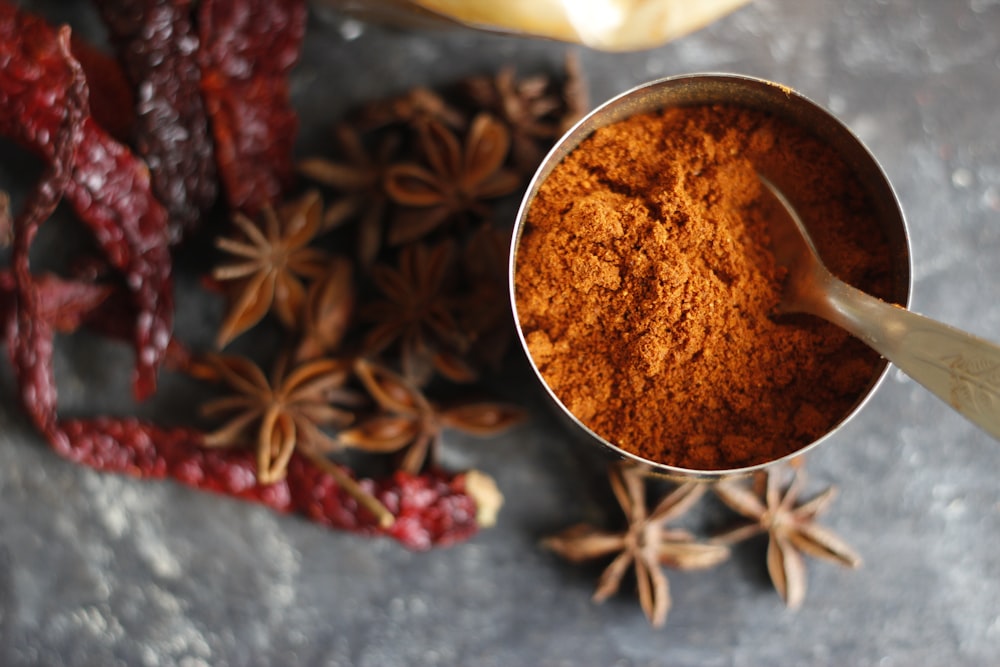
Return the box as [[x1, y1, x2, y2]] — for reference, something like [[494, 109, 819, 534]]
[[759, 175, 1000, 440]]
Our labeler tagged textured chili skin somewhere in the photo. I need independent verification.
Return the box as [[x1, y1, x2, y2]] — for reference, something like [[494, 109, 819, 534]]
[[94, 0, 218, 239], [0, 271, 112, 335], [197, 0, 306, 214], [0, 1, 174, 400], [0, 282, 478, 549], [58, 419, 480, 550], [68, 34, 136, 143], [4, 21, 87, 445], [0, 2, 481, 551]]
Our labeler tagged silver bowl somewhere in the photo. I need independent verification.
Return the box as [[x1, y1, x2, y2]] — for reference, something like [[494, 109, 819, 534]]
[[508, 73, 912, 480]]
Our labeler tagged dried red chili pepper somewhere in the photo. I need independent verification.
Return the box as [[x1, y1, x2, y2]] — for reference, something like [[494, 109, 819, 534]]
[[57, 418, 481, 549], [197, 0, 306, 214], [287, 457, 482, 550], [68, 34, 135, 144], [5, 25, 87, 441], [93, 0, 218, 239], [0, 1, 492, 552], [0, 271, 113, 334], [0, 2, 174, 400]]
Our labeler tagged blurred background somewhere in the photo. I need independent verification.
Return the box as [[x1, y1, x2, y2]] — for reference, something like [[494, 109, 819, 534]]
[[1, 1, 999, 665]]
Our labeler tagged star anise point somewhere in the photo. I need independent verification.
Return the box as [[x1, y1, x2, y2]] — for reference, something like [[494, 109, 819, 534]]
[[213, 191, 330, 347], [545, 464, 727, 627], [713, 465, 861, 609]]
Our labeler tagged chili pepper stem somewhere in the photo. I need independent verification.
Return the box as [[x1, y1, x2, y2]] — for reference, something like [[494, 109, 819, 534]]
[[463, 469, 504, 527], [302, 450, 395, 528]]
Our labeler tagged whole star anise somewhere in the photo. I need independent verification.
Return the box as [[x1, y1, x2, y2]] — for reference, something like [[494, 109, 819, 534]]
[[198, 353, 360, 484], [384, 113, 520, 246], [544, 464, 730, 627], [338, 358, 525, 474], [459, 52, 590, 173], [460, 66, 562, 174], [360, 240, 465, 385], [713, 465, 862, 610], [354, 86, 466, 132], [298, 125, 399, 268], [213, 190, 330, 347]]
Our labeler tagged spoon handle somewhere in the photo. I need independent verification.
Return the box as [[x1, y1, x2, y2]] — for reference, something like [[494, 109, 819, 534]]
[[814, 275, 1000, 440]]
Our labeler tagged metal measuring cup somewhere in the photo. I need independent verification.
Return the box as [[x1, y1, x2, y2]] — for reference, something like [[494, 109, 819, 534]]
[[507, 74, 912, 480]]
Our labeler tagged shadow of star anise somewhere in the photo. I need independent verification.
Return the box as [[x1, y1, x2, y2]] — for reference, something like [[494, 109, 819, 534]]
[[337, 358, 525, 474], [384, 113, 520, 246], [213, 190, 329, 347], [713, 464, 862, 610], [544, 464, 730, 627], [198, 353, 361, 484]]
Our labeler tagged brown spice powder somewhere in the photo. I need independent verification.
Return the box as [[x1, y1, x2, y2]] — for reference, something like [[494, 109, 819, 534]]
[[514, 104, 893, 470]]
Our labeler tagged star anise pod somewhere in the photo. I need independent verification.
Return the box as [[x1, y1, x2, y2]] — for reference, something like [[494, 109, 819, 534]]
[[298, 125, 399, 268], [460, 66, 562, 174], [193, 353, 393, 526], [360, 239, 465, 385], [198, 353, 361, 483], [293, 257, 355, 363], [338, 358, 526, 474], [354, 86, 465, 132], [384, 113, 520, 246], [713, 465, 862, 610], [544, 464, 729, 627], [459, 52, 590, 173], [213, 190, 330, 347]]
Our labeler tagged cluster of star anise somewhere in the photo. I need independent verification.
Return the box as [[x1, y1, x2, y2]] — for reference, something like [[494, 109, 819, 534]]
[[186, 54, 861, 627], [545, 460, 862, 627], [186, 55, 588, 524]]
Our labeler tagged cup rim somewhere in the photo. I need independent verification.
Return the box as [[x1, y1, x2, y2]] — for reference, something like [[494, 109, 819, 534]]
[[507, 72, 913, 480]]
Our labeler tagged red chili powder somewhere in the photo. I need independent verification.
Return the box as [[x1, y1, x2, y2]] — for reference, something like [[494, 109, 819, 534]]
[[514, 103, 894, 470]]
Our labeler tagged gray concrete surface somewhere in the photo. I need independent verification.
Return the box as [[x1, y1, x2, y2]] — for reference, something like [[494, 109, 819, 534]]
[[2, 0, 1000, 665]]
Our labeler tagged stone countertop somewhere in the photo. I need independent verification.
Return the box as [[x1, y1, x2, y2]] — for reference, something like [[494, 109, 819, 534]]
[[2, 1, 999, 665]]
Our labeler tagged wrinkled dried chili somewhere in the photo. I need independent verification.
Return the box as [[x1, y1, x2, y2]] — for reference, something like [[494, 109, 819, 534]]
[[197, 0, 305, 214], [94, 0, 218, 239], [58, 418, 480, 549], [0, 2, 506, 550], [0, 1, 174, 400], [68, 34, 135, 143], [5, 25, 87, 442], [0, 271, 113, 334]]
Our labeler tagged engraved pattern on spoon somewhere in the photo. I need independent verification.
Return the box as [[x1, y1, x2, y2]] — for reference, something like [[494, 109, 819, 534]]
[[939, 353, 1000, 416]]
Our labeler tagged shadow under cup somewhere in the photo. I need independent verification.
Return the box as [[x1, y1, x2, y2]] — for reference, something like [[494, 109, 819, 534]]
[[508, 73, 912, 480]]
